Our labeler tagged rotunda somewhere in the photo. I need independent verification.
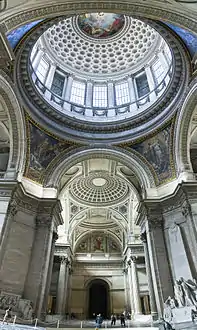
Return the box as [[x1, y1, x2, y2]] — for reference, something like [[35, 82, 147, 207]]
[[0, 2, 197, 327]]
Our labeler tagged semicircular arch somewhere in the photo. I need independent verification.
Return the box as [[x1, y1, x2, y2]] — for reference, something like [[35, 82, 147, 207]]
[[44, 146, 156, 194], [175, 79, 197, 175], [0, 70, 26, 178]]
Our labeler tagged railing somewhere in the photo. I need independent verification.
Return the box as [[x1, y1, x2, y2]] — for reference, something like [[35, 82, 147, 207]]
[[29, 62, 172, 119], [0, 314, 158, 329]]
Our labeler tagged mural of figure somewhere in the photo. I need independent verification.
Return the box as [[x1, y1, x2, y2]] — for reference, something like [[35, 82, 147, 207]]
[[94, 236, 104, 252]]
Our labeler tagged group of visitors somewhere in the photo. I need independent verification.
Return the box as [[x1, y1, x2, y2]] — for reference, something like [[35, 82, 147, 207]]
[[111, 313, 126, 326], [95, 311, 127, 328]]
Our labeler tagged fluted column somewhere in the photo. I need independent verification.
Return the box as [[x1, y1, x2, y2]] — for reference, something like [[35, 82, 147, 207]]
[[127, 260, 134, 314], [62, 260, 71, 314], [56, 256, 70, 314], [42, 232, 58, 315], [123, 268, 129, 311], [130, 257, 141, 314], [141, 233, 157, 320]]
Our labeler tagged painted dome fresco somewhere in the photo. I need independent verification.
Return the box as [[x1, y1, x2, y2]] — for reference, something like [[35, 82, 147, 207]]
[[77, 13, 125, 39]]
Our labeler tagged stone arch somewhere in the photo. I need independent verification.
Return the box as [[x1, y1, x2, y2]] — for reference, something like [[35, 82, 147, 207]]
[[0, 70, 26, 178], [175, 78, 197, 176], [84, 278, 111, 318], [44, 146, 156, 195]]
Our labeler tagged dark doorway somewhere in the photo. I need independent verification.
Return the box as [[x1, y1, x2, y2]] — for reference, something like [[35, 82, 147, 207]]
[[88, 279, 109, 319]]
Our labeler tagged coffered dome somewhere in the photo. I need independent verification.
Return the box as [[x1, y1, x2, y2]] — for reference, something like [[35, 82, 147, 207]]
[[69, 171, 129, 206], [44, 15, 159, 76]]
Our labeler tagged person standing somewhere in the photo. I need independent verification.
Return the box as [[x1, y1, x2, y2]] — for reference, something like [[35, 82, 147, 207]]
[[95, 313, 103, 329], [120, 313, 125, 327], [111, 314, 116, 326]]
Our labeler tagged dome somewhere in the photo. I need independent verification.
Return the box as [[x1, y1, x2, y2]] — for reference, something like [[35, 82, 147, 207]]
[[16, 13, 187, 143], [28, 14, 172, 122], [69, 171, 129, 206], [43, 15, 159, 76]]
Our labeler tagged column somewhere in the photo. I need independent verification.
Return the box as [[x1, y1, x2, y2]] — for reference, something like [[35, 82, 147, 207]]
[[123, 268, 129, 312], [107, 81, 115, 108], [42, 232, 58, 316], [144, 65, 157, 101], [127, 260, 134, 315], [23, 214, 54, 318], [62, 260, 71, 314], [32, 47, 44, 72], [141, 233, 158, 320], [86, 80, 93, 107], [45, 62, 56, 100], [56, 256, 68, 314], [130, 257, 141, 314], [127, 76, 137, 111], [64, 75, 73, 102]]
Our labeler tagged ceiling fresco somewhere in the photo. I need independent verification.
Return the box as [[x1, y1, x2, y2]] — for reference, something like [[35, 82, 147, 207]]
[[77, 13, 125, 39]]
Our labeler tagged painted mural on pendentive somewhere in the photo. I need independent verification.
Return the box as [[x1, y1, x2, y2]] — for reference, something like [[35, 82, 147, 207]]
[[164, 23, 197, 57], [6, 20, 43, 49], [25, 121, 72, 182], [76, 233, 121, 253], [78, 13, 125, 39], [132, 125, 173, 184]]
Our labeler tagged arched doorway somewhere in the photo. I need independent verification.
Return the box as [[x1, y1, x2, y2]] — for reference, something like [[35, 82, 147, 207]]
[[88, 279, 109, 318]]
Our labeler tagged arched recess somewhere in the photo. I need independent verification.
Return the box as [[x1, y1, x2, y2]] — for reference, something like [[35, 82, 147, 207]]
[[44, 146, 156, 195], [0, 121, 9, 173], [175, 78, 197, 176], [0, 70, 26, 178], [84, 278, 111, 319]]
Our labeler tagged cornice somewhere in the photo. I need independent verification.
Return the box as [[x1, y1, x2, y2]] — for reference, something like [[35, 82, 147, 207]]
[[2, 2, 197, 33]]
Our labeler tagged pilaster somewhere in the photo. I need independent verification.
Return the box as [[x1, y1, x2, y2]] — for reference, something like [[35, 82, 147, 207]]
[[144, 203, 173, 316]]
